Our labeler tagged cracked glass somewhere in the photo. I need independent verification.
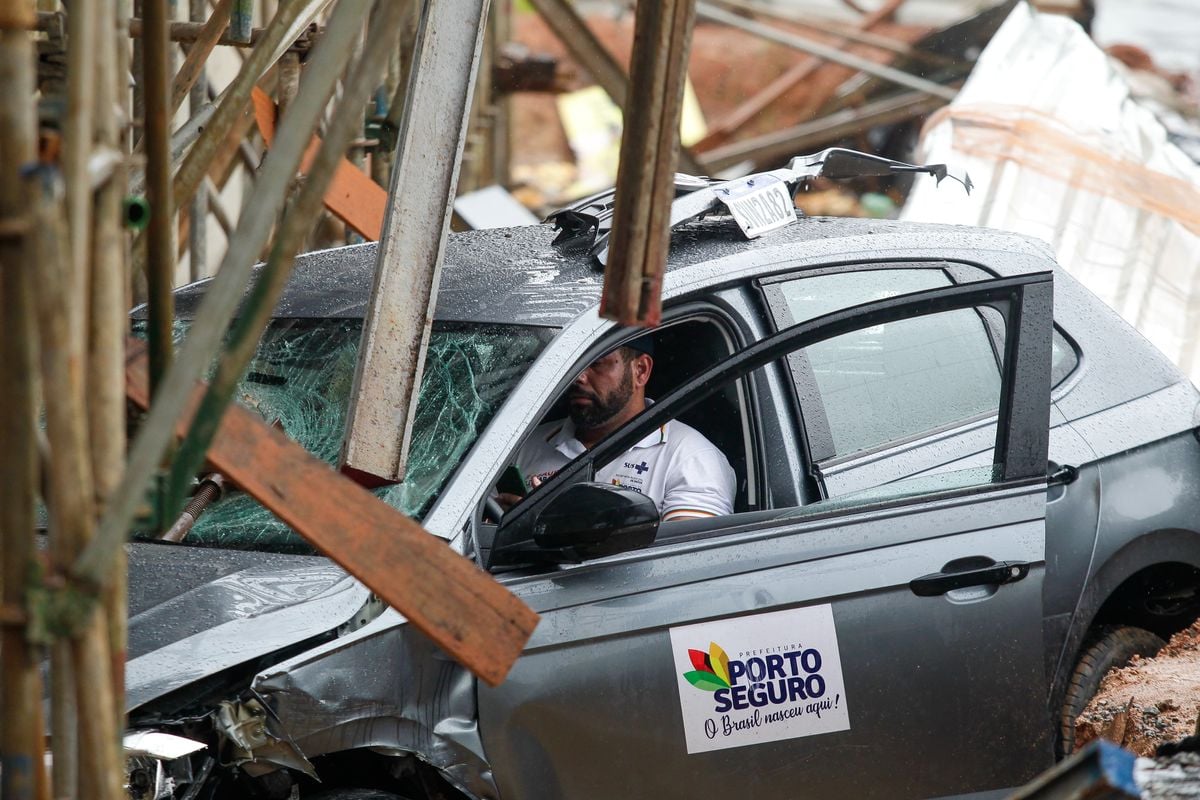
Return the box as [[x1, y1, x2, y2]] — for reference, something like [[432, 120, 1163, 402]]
[[133, 319, 549, 553]]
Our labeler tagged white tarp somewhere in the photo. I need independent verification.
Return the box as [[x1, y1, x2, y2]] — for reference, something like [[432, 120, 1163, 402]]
[[901, 2, 1200, 384]]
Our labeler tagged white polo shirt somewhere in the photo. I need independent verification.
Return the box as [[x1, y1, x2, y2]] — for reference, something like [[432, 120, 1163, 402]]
[[516, 412, 736, 520]]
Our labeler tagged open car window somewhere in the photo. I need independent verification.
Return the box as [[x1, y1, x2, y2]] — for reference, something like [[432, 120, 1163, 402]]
[[486, 275, 1052, 569]]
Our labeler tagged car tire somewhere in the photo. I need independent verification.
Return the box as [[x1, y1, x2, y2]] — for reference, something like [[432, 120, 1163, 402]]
[[1059, 625, 1165, 756]]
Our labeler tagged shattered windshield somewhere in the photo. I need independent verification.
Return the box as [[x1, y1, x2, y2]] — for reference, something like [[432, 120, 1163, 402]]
[[133, 319, 549, 553]]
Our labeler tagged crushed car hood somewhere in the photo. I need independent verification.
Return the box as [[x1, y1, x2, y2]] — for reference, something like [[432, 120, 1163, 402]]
[[125, 542, 369, 712]]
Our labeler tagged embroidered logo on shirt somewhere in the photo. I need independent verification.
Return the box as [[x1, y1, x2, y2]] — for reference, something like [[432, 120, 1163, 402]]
[[624, 460, 650, 475]]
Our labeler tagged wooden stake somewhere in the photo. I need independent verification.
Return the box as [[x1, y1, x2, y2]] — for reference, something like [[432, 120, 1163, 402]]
[[600, 0, 697, 326]]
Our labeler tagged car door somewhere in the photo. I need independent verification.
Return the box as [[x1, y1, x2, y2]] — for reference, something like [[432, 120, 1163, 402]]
[[479, 273, 1054, 800]]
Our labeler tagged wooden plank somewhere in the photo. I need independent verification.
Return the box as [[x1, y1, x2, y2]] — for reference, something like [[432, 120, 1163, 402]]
[[601, 0, 696, 325], [124, 338, 538, 686], [252, 86, 385, 240]]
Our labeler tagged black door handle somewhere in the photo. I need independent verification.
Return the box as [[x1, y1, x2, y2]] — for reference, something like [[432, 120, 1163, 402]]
[[909, 560, 1030, 597]]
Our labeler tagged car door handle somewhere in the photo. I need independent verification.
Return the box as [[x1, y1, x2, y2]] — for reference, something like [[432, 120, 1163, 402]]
[[909, 560, 1030, 597]]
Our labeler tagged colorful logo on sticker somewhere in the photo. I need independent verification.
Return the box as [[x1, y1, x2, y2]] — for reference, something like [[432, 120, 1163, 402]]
[[682, 640, 832, 714], [683, 642, 732, 692]]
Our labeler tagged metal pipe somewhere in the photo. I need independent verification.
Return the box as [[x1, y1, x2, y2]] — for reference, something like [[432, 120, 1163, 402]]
[[143, 0, 174, 394], [695, 2, 957, 101], [160, 473, 225, 542], [231, 0, 253, 42], [188, 0, 212, 282], [77, 0, 372, 589]]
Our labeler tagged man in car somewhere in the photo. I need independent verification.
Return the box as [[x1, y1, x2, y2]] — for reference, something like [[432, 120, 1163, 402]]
[[501, 338, 736, 521]]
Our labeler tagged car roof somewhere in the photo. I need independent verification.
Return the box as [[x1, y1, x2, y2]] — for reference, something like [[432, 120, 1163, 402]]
[[164, 216, 1053, 327]]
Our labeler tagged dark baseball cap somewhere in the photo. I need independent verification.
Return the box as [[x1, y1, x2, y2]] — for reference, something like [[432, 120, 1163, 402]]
[[623, 335, 655, 357]]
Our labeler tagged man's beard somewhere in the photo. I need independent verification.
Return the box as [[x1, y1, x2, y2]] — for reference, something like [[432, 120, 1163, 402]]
[[568, 363, 633, 430]]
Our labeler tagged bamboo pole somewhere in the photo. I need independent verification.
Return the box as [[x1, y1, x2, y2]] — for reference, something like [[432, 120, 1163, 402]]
[[166, 0, 409, 499], [93, 0, 130, 719], [0, 7, 48, 799], [78, 0, 372, 588], [173, 0, 233, 114], [144, 0, 174, 393], [64, 0, 97, 310], [170, 0, 309, 222]]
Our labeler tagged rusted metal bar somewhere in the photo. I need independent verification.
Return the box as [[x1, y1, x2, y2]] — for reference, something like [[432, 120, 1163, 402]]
[[699, 89, 946, 173], [694, 0, 903, 151], [340, 0, 492, 484], [78, 0, 369, 591], [0, 7, 47, 798], [144, 0, 174, 393], [696, 2, 956, 101], [601, 0, 697, 326], [525, 0, 703, 175]]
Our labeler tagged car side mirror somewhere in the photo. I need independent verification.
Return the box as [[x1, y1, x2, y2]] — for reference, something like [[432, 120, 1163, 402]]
[[532, 482, 660, 562]]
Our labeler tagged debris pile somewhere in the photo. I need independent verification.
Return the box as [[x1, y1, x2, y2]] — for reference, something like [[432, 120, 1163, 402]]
[[1075, 621, 1200, 757]]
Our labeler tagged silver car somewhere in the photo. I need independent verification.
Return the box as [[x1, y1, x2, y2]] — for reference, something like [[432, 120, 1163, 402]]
[[125, 216, 1200, 800]]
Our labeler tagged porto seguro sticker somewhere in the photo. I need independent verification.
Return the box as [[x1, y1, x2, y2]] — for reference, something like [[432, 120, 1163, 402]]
[[669, 605, 849, 754]]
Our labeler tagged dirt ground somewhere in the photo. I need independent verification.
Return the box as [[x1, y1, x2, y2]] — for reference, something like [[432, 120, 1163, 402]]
[[1075, 621, 1200, 757]]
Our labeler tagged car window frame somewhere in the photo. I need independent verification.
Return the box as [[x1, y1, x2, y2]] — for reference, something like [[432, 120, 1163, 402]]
[[486, 274, 1053, 570], [759, 260, 1013, 469]]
